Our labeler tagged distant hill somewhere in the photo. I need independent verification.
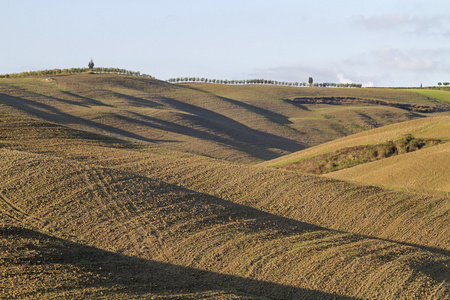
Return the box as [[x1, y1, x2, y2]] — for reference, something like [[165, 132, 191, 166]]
[[0, 73, 442, 164]]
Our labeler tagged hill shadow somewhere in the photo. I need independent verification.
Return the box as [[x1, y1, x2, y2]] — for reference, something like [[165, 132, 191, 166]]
[[57, 89, 115, 107], [156, 96, 306, 154], [184, 85, 295, 125], [0, 93, 170, 144], [0, 89, 306, 160], [124, 111, 290, 160], [108, 90, 161, 108], [1, 226, 362, 299], [282, 98, 311, 111], [111, 166, 450, 288]]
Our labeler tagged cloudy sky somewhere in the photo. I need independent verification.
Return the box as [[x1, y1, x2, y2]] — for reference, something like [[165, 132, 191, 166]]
[[1, 0, 449, 87]]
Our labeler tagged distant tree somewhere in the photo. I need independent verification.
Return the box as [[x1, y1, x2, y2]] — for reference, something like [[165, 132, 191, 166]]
[[438, 82, 442, 86], [308, 77, 313, 87], [443, 82, 449, 86], [88, 59, 94, 69]]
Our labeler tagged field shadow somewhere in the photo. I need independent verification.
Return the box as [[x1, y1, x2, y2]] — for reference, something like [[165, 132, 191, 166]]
[[4, 83, 112, 109], [0, 93, 169, 144], [124, 111, 293, 160], [282, 99, 311, 111], [184, 85, 295, 125], [52, 79, 160, 108], [1, 226, 361, 299], [57, 89, 115, 107], [108, 90, 161, 108], [115, 167, 450, 288], [0, 90, 306, 160], [156, 96, 306, 155]]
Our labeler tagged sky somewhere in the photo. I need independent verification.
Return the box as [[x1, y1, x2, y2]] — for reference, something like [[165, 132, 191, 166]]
[[1, 0, 449, 87]]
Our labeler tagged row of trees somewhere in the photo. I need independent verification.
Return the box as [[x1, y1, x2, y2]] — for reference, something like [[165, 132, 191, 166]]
[[0, 67, 154, 79], [167, 77, 362, 88], [438, 82, 449, 86]]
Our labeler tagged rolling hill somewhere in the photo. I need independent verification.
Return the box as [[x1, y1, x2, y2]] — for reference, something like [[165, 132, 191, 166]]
[[1, 73, 450, 299], [0, 73, 440, 164], [1, 127, 449, 299]]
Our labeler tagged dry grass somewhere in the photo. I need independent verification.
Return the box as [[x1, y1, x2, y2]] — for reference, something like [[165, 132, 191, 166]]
[[1, 111, 448, 251], [188, 83, 442, 105]]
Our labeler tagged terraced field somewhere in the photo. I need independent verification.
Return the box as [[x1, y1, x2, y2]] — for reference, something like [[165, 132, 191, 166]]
[[1, 74, 449, 299]]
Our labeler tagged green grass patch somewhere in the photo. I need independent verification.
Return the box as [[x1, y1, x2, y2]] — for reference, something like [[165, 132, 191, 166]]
[[403, 89, 450, 104]]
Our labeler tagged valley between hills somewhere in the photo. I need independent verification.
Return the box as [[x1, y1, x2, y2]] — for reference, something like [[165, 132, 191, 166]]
[[0, 73, 449, 299]]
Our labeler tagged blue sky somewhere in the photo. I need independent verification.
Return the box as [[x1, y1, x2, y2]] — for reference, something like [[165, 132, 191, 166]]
[[1, 0, 449, 86]]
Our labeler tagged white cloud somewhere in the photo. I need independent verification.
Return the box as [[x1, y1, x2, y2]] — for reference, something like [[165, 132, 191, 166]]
[[336, 73, 353, 84], [355, 13, 410, 30], [363, 81, 374, 88], [354, 13, 445, 35], [373, 47, 435, 71]]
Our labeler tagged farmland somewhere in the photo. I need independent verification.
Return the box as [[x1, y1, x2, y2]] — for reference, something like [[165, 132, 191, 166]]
[[1, 73, 449, 299]]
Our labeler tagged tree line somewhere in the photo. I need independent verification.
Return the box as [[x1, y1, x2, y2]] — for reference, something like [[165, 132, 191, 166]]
[[167, 77, 362, 88], [0, 67, 154, 79], [437, 82, 449, 86]]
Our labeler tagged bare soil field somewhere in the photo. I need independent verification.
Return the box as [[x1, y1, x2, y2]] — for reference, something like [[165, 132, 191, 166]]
[[1, 74, 449, 299], [1, 148, 449, 299]]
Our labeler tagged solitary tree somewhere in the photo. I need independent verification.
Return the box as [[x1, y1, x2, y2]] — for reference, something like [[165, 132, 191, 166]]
[[308, 77, 313, 87], [438, 82, 442, 86], [88, 59, 94, 69]]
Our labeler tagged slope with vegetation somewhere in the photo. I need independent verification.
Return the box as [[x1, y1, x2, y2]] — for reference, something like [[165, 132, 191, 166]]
[[281, 134, 445, 174], [260, 116, 450, 193]]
